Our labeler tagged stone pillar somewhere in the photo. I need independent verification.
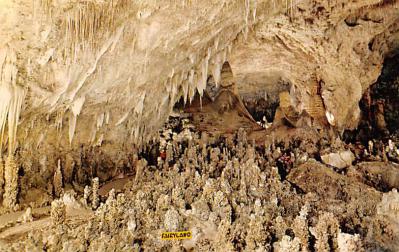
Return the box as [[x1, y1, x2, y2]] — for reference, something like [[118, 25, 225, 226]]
[[51, 199, 66, 226], [92, 177, 99, 209], [3, 156, 18, 209], [53, 159, 64, 197]]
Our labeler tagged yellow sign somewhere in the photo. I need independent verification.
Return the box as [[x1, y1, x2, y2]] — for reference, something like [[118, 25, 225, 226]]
[[161, 231, 192, 240]]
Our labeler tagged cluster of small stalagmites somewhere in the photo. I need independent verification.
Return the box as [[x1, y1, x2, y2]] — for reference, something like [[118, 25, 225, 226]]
[[33, 187, 131, 251], [358, 138, 399, 162], [78, 177, 101, 209], [158, 117, 198, 167], [4, 118, 377, 250], [117, 124, 311, 250], [272, 205, 308, 252], [257, 116, 272, 129], [272, 208, 365, 252], [386, 139, 399, 162], [95, 188, 127, 233], [307, 212, 364, 252], [310, 212, 340, 251]]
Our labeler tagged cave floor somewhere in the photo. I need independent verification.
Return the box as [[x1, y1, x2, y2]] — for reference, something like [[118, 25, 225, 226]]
[[1, 97, 399, 250]]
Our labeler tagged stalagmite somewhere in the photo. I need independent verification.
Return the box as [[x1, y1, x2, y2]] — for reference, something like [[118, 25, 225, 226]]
[[292, 205, 310, 252], [92, 177, 100, 209], [337, 233, 364, 252], [3, 156, 18, 209], [53, 159, 63, 197], [274, 235, 301, 252], [51, 199, 66, 226], [310, 212, 340, 251], [83, 185, 91, 206], [21, 207, 33, 223]]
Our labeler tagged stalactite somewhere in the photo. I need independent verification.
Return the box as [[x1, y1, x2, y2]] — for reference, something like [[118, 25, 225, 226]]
[[69, 113, 77, 145], [198, 48, 211, 96], [57, 0, 137, 55], [0, 47, 25, 154], [253, 0, 258, 22], [212, 53, 222, 86], [7, 86, 25, 156], [244, 0, 251, 39], [0, 157, 4, 199], [0, 86, 11, 156], [68, 96, 85, 144]]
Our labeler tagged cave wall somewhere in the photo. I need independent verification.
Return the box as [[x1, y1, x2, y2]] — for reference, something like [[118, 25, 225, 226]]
[[231, 1, 399, 130]]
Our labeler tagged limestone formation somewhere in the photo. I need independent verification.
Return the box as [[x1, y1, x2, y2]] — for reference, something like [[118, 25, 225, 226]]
[[321, 150, 355, 169], [53, 159, 63, 197], [3, 156, 18, 210], [0, 157, 4, 199], [274, 235, 301, 252], [51, 199, 66, 226], [92, 177, 100, 210], [164, 208, 180, 231], [83, 185, 91, 206], [0, 0, 398, 250], [0, 115, 398, 250], [292, 205, 310, 252], [310, 212, 340, 252], [20, 207, 33, 223], [337, 233, 364, 252]]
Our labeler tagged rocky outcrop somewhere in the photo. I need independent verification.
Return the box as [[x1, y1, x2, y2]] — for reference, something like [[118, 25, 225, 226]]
[[321, 150, 355, 169]]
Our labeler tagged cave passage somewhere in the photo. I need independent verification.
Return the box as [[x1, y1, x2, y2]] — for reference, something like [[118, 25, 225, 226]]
[[346, 54, 399, 144], [369, 54, 399, 134]]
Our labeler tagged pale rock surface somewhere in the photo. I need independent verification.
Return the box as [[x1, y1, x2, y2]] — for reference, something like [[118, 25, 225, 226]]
[[377, 188, 399, 222], [321, 150, 355, 169], [164, 208, 180, 231], [337, 232, 364, 252]]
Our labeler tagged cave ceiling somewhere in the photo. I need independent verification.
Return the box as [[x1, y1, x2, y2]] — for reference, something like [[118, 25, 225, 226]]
[[0, 0, 398, 151]]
